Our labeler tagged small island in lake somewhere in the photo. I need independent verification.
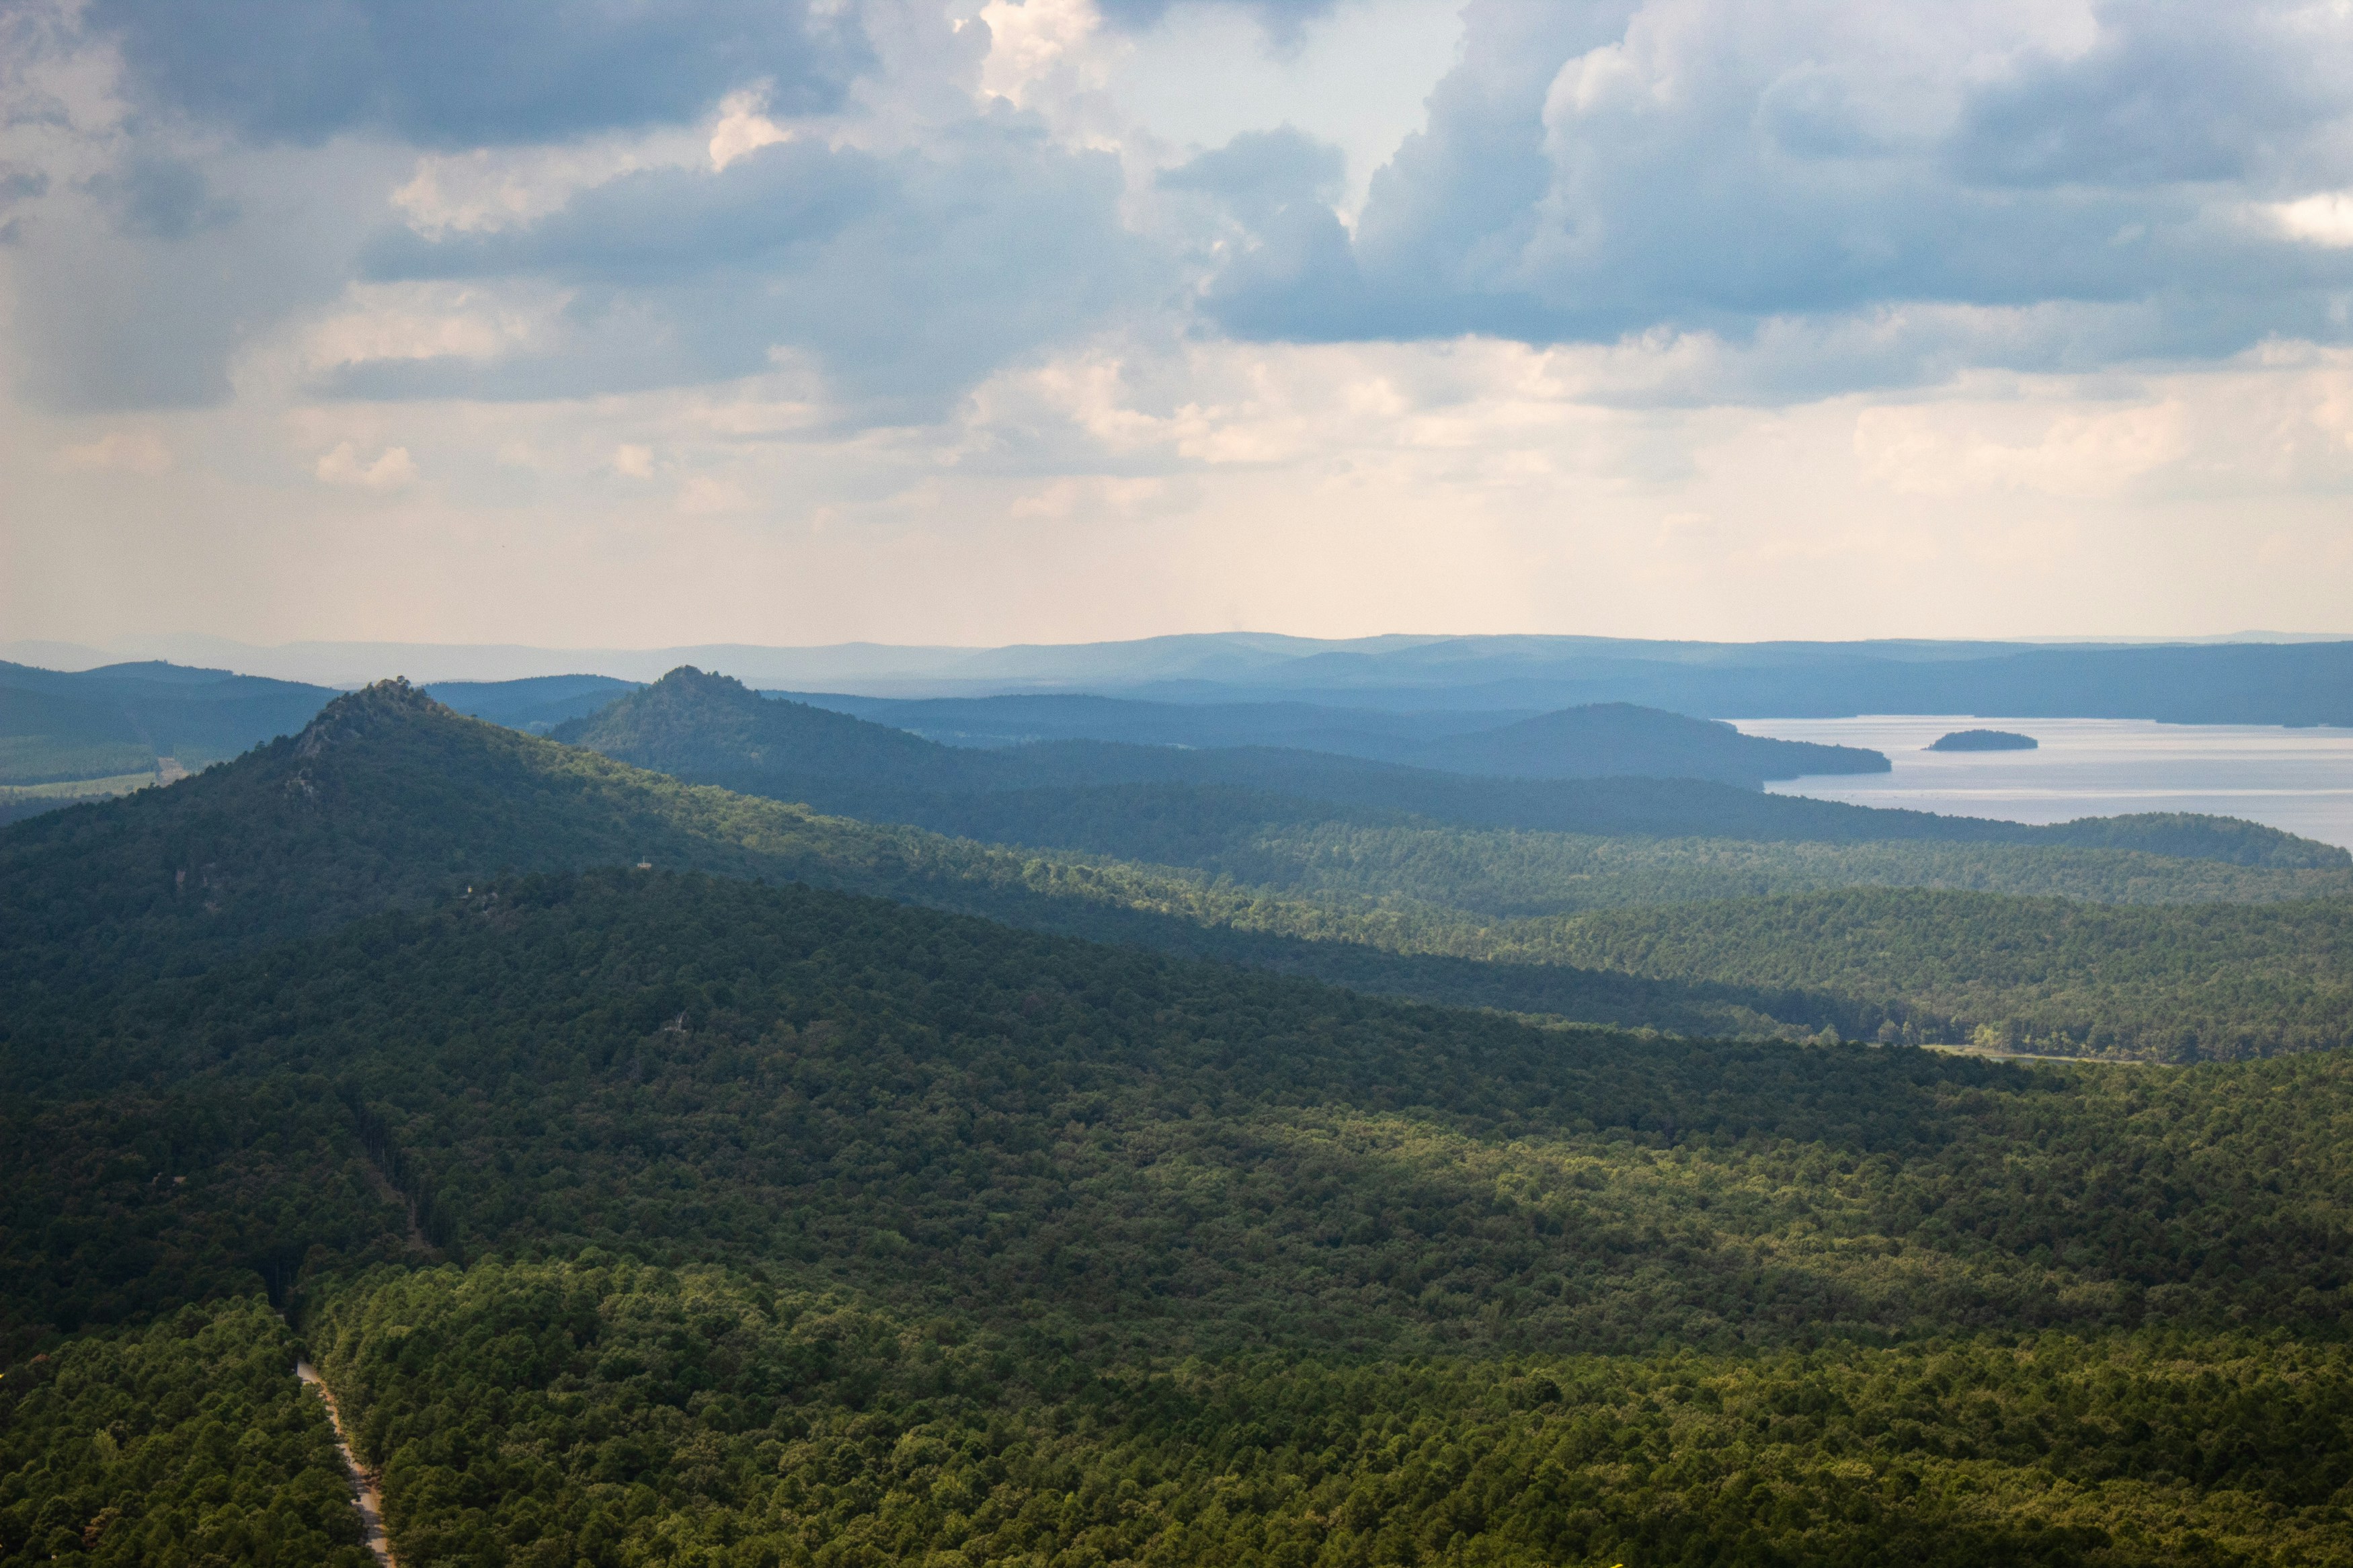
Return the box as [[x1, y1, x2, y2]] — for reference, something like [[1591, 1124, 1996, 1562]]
[[1928, 728, 2038, 751]]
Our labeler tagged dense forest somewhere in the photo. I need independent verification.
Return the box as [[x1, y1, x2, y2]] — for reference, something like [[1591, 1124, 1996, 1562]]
[[8, 863, 2353, 1561], [0, 661, 334, 784], [5, 679, 2353, 1565], [10, 678, 2353, 1057]]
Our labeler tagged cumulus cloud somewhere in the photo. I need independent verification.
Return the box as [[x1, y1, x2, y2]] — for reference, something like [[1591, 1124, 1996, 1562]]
[[1189, 0, 2353, 384], [332, 126, 1156, 415], [19, 0, 2353, 652], [85, 0, 872, 147]]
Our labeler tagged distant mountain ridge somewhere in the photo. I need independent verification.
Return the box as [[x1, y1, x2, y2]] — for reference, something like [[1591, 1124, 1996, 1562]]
[[424, 673, 639, 733], [52, 630, 2353, 723], [778, 690, 1890, 782], [559, 669, 2346, 869], [0, 659, 335, 785], [573, 668, 1886, 788], [7, 675, 2351, 1065]]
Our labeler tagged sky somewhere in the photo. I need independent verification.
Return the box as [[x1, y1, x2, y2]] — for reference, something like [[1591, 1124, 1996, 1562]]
[[7, 0, 2353, 651]]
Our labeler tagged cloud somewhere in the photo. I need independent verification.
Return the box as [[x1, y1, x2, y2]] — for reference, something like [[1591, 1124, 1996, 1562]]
[[1946, 3, 2331, 190], [316, 441, 417, 489], [2271, 192, 2353, 249], [82, 155, 237, 239], [1185, 0, 2353, 384], [331, 126, 1158, 415], [86, 0, 873, 147], [1160, 124, 1343, 218], [1095, 0, 1340, 43]]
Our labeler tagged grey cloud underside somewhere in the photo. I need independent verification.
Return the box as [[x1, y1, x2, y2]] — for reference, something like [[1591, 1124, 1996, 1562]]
[[1182, 0, 2353, 361], [1095, 0, 1338, 38], [337, 130, 1161, 413], [26, 0, 2353, 421], [89, 0, 871, 146], [1949, 5, 2344, 190], [83, 157, 238, 241]]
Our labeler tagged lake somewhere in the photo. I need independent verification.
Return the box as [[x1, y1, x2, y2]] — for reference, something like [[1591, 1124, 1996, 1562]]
[[1733, 715, 2353, 850]]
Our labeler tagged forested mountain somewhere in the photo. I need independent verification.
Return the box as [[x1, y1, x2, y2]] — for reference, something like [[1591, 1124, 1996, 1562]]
[[973, 632, 2353, 725], [561, 667, 1883, 794], [99, 630, 2353, 726], [424, 673, 639, 733], [781, 690, 1888, 782], [0, 660, 334, 784], [13, 678, 2348, 1059], [7, 677, 2353, 1565], [564, 668, 2346, 867], [8, 863, 2353, 1563]]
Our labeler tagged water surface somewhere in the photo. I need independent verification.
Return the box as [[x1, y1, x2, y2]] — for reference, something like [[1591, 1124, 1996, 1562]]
[[1734, 716, 2353, 850]]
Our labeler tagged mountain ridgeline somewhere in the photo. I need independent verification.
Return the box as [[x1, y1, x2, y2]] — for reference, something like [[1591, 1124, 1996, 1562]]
[[773, 688, 1893, 782], [7, 677, 2353, 1565], [560, 667, 2348, 870], [556, 667, 1888, 791], [0, 659, 335, 784], [7, 678, 2350, 1061]]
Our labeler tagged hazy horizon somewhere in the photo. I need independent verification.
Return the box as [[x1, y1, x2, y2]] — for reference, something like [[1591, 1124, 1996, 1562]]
[[13, 626, 2353, 692]]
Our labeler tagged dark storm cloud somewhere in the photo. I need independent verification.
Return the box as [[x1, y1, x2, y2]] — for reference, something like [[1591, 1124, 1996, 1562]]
[[87, 0, 872, 147]]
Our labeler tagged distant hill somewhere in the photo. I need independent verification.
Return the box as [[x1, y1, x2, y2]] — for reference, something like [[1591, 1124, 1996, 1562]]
[[564, 669, 2346, 870], [0, 679, 1830, 1042], [0, 659, 335, 786], [787, 690, 1886, 784], [102, 631, 2353, 724], [424, 673, 639, 733], [1414, 702, 1883, 780]]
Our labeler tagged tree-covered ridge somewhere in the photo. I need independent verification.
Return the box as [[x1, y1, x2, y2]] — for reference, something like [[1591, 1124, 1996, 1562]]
[[0, 1298, 371, 1567], [1060, 815, 2353, 913], [303, 1259, 2353, 1568], [1495, 890, 2353, 1059], [11, 677, 2353, 1058], [559, 668, 2350, 869], [28, 871, 2353, 1358], [5, 747, 2353, 1565], [556, 667, 1892, 790], [0, 659, 335, 782]]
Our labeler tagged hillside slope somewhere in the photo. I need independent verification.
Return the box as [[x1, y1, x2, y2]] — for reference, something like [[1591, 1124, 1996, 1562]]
[[12, 677, 2353, 1058], [9, 682, 2353, 1565], [567, 668, 2348, 868], [781, 688, 1887, 782], [0, 659, 334, 782], [7, 864, 2353, 1565]]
